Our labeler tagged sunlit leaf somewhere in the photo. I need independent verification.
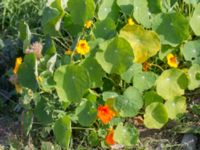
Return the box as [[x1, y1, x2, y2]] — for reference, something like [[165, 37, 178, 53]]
[[114, 123, 139, 146], [182, 39, 200, 65], [156, 69, 188, 100], [190, 4, 200, 36], [144, 102, 168, 129], [120, 24, 161, 63], [165, 96, 186, 119]]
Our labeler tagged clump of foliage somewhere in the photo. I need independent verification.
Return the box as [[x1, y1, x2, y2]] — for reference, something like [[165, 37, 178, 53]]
[[5, 0, 200, 149]]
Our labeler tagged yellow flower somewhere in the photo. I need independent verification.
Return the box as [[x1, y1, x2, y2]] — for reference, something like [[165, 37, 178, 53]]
[[76, 40, 90, 55], [84, 20, 93, 29], [167, 53, 178, 68], [65, 49, 72, 55], [13, 57, 23, 74], [127, 18, 134, 25], [36, 76, 43, 83]]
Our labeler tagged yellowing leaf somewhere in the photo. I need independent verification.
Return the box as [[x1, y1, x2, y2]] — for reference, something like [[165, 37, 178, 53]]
[[119, 24, 161, 63]]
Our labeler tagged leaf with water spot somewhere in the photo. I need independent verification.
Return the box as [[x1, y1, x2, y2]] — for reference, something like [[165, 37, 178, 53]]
[[182, 39, 200, 64]]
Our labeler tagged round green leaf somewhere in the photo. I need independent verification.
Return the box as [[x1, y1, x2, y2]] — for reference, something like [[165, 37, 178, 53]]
[[144, 102, 168, 129], [76, 100, 97, 127], [119, 24, 161, 63], [54, 65, 90, 103], [98, 0, 120, 21], [182, 39, 200, 64], [133, 71, 157, 92], [152, 12, 189, 46], [144, 91, 163, 107], [188, 64, 200, 90], [18, 53, 38, 91], [147, 0, 162, 14], [116, 0, 134, 15], [96, 37, 134, 75], [121, 63, 142, 83], [41, 0, 65, 36], [133, 0, 152, 28], [165, 96, 186, 119], [114, 87, 143, 117], [53, 115, 71, 149], [82, 57, 105, 88], [68, 0, 95, 25], [190, 4, 200, 36], [156, 69, 188, 100], [114, 123, 139, 146], [93, 18, 116, 40]]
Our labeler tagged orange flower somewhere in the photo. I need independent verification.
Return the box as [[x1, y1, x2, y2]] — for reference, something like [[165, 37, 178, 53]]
[[13, 57, 22, 74], [84, 20, 93, 29], [127, 18, 134, 25], [105, 128, 116, 145], [76, 40, 90, 55], [167, 53, 178, 68], [143, 62, 150, 72], [97, 105, 115, 124]]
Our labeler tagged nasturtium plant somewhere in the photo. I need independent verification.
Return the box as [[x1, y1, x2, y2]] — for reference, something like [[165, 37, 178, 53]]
[[144, 102, 168, 129], [182, 39, 200, 64], [156, 69, 188, 100], [12, 0, 200, 148], [119, 24, 161, 63], [165, 96, 187, 119], [152, 12, 190, 46]]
